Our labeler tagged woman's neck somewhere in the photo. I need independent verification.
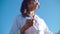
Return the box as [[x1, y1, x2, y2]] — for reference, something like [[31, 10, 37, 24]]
[[29, 11, 35, 17]]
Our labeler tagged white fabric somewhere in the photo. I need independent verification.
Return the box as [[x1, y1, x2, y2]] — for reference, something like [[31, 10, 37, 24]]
[[9, 14, 52, 34]]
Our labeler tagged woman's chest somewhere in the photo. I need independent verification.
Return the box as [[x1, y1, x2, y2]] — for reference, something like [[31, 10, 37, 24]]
[[25, 26, 38, 34]]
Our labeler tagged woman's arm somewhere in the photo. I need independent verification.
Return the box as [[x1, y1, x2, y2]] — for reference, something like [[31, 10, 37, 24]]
[[39, 19, 52, 34], [35, 15, 52, 34], [9, 17, 20, 34], [43, 21, 52, 34]]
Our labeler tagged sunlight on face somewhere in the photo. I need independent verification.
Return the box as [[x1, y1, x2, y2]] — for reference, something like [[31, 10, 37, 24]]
[[35, 0, 40, 10]]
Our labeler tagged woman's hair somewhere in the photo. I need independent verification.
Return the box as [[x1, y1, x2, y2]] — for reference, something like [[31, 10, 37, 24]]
[[20, 0, 39, 17]]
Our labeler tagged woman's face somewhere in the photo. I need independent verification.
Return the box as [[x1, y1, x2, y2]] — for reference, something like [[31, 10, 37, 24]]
[[35, 0, 40, 10]]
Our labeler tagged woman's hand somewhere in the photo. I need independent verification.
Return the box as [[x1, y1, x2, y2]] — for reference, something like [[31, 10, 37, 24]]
[[20, 19, 34, 34]]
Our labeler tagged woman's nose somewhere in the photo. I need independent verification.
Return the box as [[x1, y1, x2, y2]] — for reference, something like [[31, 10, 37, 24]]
[[38, 2, 40, 5], [35, 0, 40, 5]]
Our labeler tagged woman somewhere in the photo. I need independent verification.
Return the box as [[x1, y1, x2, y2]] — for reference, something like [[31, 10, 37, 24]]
[[10, 0, 52, 34]]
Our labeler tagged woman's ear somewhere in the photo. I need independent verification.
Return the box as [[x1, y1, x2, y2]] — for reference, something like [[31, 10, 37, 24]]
[[24, 9, 27, 13]]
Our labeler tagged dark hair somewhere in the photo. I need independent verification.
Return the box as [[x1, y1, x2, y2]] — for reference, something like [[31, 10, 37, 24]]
[[20, 0, 39, 18]]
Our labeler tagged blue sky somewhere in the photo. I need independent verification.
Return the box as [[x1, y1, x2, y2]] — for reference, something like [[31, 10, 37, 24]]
[[0, 0, 60, 34]]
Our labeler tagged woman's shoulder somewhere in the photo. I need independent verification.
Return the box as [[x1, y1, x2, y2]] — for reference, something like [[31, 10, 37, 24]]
[[35, 14, 43, 20], [15, 14, 24, 20], [35, 14, 46, 24], [16, 14, 22, 18], [35, 14, 47, 29]]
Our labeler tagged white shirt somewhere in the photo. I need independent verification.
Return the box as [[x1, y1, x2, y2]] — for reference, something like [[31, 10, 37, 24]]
[[9, 14, 52, 34]]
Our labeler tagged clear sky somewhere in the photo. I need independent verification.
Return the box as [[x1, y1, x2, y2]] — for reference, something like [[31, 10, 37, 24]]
[[0, 0, 60, 34]]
